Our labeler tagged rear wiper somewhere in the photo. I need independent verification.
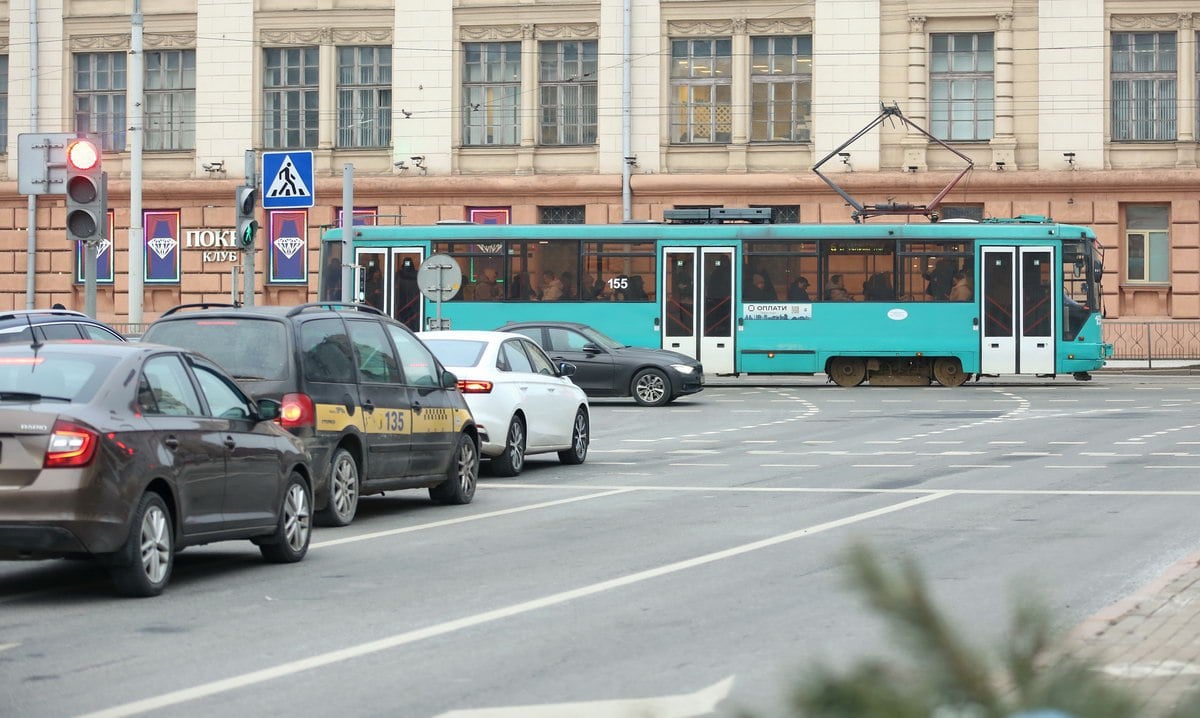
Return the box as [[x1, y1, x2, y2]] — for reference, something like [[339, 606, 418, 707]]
[[0, 391, 71, 402]]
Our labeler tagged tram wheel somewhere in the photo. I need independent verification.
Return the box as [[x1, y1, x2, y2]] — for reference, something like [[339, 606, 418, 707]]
[[933, 357, 968, 387], [828, 357, 867, 387]]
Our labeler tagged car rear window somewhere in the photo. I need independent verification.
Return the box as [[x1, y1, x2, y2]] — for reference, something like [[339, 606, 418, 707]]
[[421, 339, 486, 368], [0, 353, 116, 401], [142, 318, 289, 381]]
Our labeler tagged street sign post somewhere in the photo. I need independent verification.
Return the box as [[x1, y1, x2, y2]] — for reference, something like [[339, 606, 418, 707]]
[[417, 253, 462, 331], [261, 150, 315, 209]]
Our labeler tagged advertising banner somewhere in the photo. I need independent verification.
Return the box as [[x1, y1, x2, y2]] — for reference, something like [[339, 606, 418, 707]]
[[144, 210, 181, 283], [74, 209, 115, 284], [269, 210, 308, 284]]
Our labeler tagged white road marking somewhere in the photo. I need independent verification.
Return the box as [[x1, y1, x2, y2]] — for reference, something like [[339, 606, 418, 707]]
[[1146, 465, 1200, 469], [0, 643, 18, 653], [80, 495, 950, 718], [433, 675, 736, 718], [680, 439, 720, 444], [484, 483, 1200, 497], [1081, 452, 1140, 457], [311, 490, 634, 550], [1104, 661, 1200, 678], [741, 440, 777, 444]]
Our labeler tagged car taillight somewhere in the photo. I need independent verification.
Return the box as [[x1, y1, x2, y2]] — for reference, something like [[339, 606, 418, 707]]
[[457, 379, 493, 394], [279, 393, 315, 429], [44, 420, 99, 468]]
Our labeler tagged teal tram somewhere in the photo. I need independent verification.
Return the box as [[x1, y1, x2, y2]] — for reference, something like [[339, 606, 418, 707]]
[[319, 211, 1110, 387]]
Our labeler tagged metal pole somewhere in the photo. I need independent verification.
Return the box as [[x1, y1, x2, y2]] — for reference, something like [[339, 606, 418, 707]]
[[621, 0, 632, 221], [243, 149, 256, 307], [231, 265, 240, 305], [128, 0, 145, 324], [84, 241, 98, 317], [341, 164, 354, 303], [435, 264, 445, 331], [25, 0, 39, 309]]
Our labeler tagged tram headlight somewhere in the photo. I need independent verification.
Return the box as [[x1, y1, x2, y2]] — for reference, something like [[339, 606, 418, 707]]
[[671, 364, 696, 374]]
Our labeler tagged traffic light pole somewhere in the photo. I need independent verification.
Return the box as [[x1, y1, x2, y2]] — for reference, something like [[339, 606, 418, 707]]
[[83, 171, 107, 319], [243, 149, 256, 307]]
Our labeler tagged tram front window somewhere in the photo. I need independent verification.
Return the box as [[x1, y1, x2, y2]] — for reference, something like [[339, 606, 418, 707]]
[[1062, 239, 1099, 341]]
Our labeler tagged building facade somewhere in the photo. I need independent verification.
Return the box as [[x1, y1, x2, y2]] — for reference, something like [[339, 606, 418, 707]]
[[1, 0, 1198, 322]]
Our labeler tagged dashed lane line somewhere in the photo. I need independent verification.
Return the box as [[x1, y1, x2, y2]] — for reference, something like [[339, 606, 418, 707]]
[[78, 496, 951, 718], [485, 483, 1200, 497]]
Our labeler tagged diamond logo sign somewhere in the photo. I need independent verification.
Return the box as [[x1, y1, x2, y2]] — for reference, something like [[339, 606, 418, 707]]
[[148, 236, 178, 260], [273, 235, 305, 260], [96, 238, 112, 256]]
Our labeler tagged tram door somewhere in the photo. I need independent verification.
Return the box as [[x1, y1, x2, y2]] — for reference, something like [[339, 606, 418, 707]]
[[980, 246, 1055, 375], [662, 247, 735, 374], [353, 247, 425, 331]]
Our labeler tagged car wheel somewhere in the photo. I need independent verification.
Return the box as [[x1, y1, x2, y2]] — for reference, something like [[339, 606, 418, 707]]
[[430, 433, 479, 505], [632, 368, 670, 407], [558, 407, 589, 465], [490, 416, 526, 477], [108, 492, 173, 598], [317, 447, 359, 527], [259, 473, 312, 564]]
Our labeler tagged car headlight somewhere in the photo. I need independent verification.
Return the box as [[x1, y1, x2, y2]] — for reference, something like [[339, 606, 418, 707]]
[[670, 364, 696, 374]]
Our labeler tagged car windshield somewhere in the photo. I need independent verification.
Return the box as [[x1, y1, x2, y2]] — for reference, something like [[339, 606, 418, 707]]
[[578, 326, 625, 350], [0, 352, 116, 402], [142, 318, 289, 381], [421, 339, 486, 368]]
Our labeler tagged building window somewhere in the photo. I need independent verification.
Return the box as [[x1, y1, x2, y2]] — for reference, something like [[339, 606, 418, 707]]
[[0, 55, 7, 154], [750, 36, 812, 142], [263, 47, 319, 149], [1125, 205, 1170, 283], [74, 52, 127, 151], [929, 33, 994, 141], [463, 42, 520, 146], [1112, 32, 1176, 141], [539, 206, 586, 224], [539, 40, 598, 145], [670, 38, 732, 143], [144, 50, 195, 151], [337, 46, 391, 148], [751, 205, 800, 223]]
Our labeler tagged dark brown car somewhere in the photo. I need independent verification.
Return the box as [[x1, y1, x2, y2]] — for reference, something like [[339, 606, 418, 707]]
[[0, 341, 312, 597]]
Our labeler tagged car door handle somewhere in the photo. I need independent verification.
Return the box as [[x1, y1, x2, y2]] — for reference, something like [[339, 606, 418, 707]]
[[412, 401, 422, 414], [362, 399, 375, 413], [224, 436, 236, 450], [163, 436, 179, 450]]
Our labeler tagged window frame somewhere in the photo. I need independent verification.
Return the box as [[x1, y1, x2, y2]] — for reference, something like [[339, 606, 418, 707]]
[[538, 40, 598, 146], [263, 46, 320, 150], [929, 32, 995, 142], [1111, 31, 1177, 142], [669, 37, 733, 144], [74, 51, 128, 152], [750, 35, 812, 143], [336, 45, 392, 149], [462, 41, 521, 147], [144, 49, 196, 151], [1124, 204, 1171, 283]]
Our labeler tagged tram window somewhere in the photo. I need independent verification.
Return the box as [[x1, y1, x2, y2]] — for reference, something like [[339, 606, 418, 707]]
[[743, 241, 816, 302], [433, 242, 506, 302], [583, 242, 656, 302], [821, 240, 895, 302], [899, 241, 974, 301]]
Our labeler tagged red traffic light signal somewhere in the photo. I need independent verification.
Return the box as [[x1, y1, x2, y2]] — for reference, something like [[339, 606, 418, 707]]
[[66, 139, 100, 172]]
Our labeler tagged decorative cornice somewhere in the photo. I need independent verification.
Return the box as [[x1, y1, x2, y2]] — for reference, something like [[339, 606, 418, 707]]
[[668, 20, 734, 37], [70, 34, 130, 51], [260, 27, 392, 45], [459, 25, 524, 41], [746, 18, 812, 35], [1111, 14, 1181, 30], [535, 23, 599, 40], [144, 32, 197, 49]]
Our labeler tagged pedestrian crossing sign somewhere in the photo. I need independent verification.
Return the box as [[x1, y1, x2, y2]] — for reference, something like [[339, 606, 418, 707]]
[[261, 150, 315, 209]]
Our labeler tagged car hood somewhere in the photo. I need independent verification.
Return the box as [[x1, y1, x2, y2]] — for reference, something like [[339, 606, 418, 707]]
[[610, 346, 699, 367]]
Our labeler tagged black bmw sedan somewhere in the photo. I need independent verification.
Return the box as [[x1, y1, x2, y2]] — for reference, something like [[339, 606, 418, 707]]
[[0, 341, 312, 597], [499, 321, 704, 406]]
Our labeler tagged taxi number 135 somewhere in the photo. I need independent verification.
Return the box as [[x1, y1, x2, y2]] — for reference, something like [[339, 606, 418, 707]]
[[383, 410, 406, 432]]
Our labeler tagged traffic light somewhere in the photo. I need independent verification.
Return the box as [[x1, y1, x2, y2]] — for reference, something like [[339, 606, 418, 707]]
[[65, 138, 104, 243], [236, 185, 259, 248]]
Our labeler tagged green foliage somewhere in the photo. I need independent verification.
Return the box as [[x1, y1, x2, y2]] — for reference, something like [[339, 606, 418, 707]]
[[775, 542, 1197, 718]]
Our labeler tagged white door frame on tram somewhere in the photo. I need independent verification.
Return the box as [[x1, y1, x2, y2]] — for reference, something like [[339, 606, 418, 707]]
[[980, 246, 1055, 375], [352, 247, 425, 331], [660, 246, 736, 374]]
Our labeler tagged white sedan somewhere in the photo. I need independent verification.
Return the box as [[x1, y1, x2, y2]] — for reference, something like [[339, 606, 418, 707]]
[[418, 330, 590, 476]]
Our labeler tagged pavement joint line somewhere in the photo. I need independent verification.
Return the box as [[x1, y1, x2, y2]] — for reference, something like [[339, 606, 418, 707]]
[[78, 493, 953, 718]]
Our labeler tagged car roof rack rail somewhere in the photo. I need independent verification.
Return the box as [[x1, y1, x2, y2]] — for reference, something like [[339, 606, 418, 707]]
[[0, 308, 89, 319], [160, 302, 242, 318], [285, 302, 387, 318]]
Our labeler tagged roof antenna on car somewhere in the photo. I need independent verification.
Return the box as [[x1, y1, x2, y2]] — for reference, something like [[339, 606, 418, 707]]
[[25, 313, 43, 354]]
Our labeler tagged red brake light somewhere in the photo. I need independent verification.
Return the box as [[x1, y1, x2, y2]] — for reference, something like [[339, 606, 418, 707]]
[[457, 379, 493, 394], [279, 393, 315, 429], [44, 420, 99, 468], [195, 321, 237, 326]]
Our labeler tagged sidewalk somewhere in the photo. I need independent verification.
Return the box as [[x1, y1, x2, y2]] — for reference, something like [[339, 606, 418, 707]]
[[1067, 551, 1200, 715]]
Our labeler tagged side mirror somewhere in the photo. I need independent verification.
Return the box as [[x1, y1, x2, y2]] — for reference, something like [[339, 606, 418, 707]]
[[442, 369, 459, 389], [558, 361, 577, 378], [256, 398, 282, 422], [582, 342, 603, 354]]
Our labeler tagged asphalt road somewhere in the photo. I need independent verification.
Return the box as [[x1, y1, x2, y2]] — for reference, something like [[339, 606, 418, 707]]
[[2, 375, 1198, 718]]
